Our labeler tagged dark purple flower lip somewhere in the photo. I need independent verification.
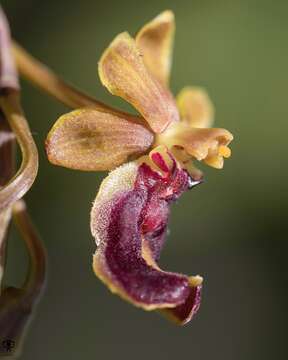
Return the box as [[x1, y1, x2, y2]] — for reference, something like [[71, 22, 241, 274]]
[[91, 149, 203, 324]]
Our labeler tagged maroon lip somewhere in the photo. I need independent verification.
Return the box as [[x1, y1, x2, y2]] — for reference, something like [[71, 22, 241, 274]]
[[91, 156, 202, 323]]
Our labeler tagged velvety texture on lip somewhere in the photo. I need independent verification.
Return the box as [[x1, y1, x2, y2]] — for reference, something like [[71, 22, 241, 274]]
[[162, 282, 202, 324], [91, 153, 202, 323]]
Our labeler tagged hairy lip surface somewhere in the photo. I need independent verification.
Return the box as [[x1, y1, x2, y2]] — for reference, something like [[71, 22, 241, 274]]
[[91, 159, 202, 323]]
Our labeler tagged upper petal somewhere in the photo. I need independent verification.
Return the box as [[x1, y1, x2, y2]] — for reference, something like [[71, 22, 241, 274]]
[[177, 87, 214, 128], [135, 10, 175, 87], [46, 108, 154, 171], [98, 32, 179, 133]]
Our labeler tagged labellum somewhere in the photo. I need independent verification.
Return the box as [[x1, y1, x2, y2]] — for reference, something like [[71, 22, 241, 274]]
[[91, 149, 203, 324]]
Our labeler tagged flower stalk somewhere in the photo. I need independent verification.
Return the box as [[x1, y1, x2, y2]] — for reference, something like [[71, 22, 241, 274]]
[[12, 42, 129, 114]]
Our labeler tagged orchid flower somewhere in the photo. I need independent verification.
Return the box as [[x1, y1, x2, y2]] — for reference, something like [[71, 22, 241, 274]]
[[45, 10, 233, 324]]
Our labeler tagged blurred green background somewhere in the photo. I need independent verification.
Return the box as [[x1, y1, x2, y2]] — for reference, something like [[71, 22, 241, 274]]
[[2, 0, 288, 359]]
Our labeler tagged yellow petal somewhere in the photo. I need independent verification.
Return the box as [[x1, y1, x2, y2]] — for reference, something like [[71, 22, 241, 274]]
[[218, 145, 231, 158], [98, 32, 179, 133], [182, 127, 233, 165], [157, 121, 233, 169], [170, 146, 203, 180], [46, 108, 154, 171], [177, 87, 214, 128], [135, 10, 175, 87]]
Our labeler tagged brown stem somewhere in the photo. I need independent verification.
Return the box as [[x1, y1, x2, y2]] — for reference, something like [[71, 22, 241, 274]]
[[12, 41, 150, 131], [0, 92, 38, 212], [12, 200, 46, 298], [0, 115, 15, 288], [0, 208, 10, 282], [0, 117, 15, 187], [12, 42, 117, 111], [0, 200, 47, 355]]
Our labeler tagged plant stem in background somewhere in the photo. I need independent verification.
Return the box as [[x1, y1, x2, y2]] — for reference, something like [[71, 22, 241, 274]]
[[0, 115, 14, 287], [0, 6, 39, 291], [0, 6, 38, 213], [12, 200, 46, 304], [0, 92, 38, 213], [12, 42, 115, 111], [0, 6, 46, 356], [0, 200, 47, 357]]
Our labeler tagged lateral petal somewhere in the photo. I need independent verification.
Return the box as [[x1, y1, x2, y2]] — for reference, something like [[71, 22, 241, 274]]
[[46, 108, 154, 171]]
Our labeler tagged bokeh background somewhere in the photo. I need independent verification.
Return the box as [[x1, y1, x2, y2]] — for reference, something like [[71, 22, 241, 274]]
[[2, 0, 288, 359]]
